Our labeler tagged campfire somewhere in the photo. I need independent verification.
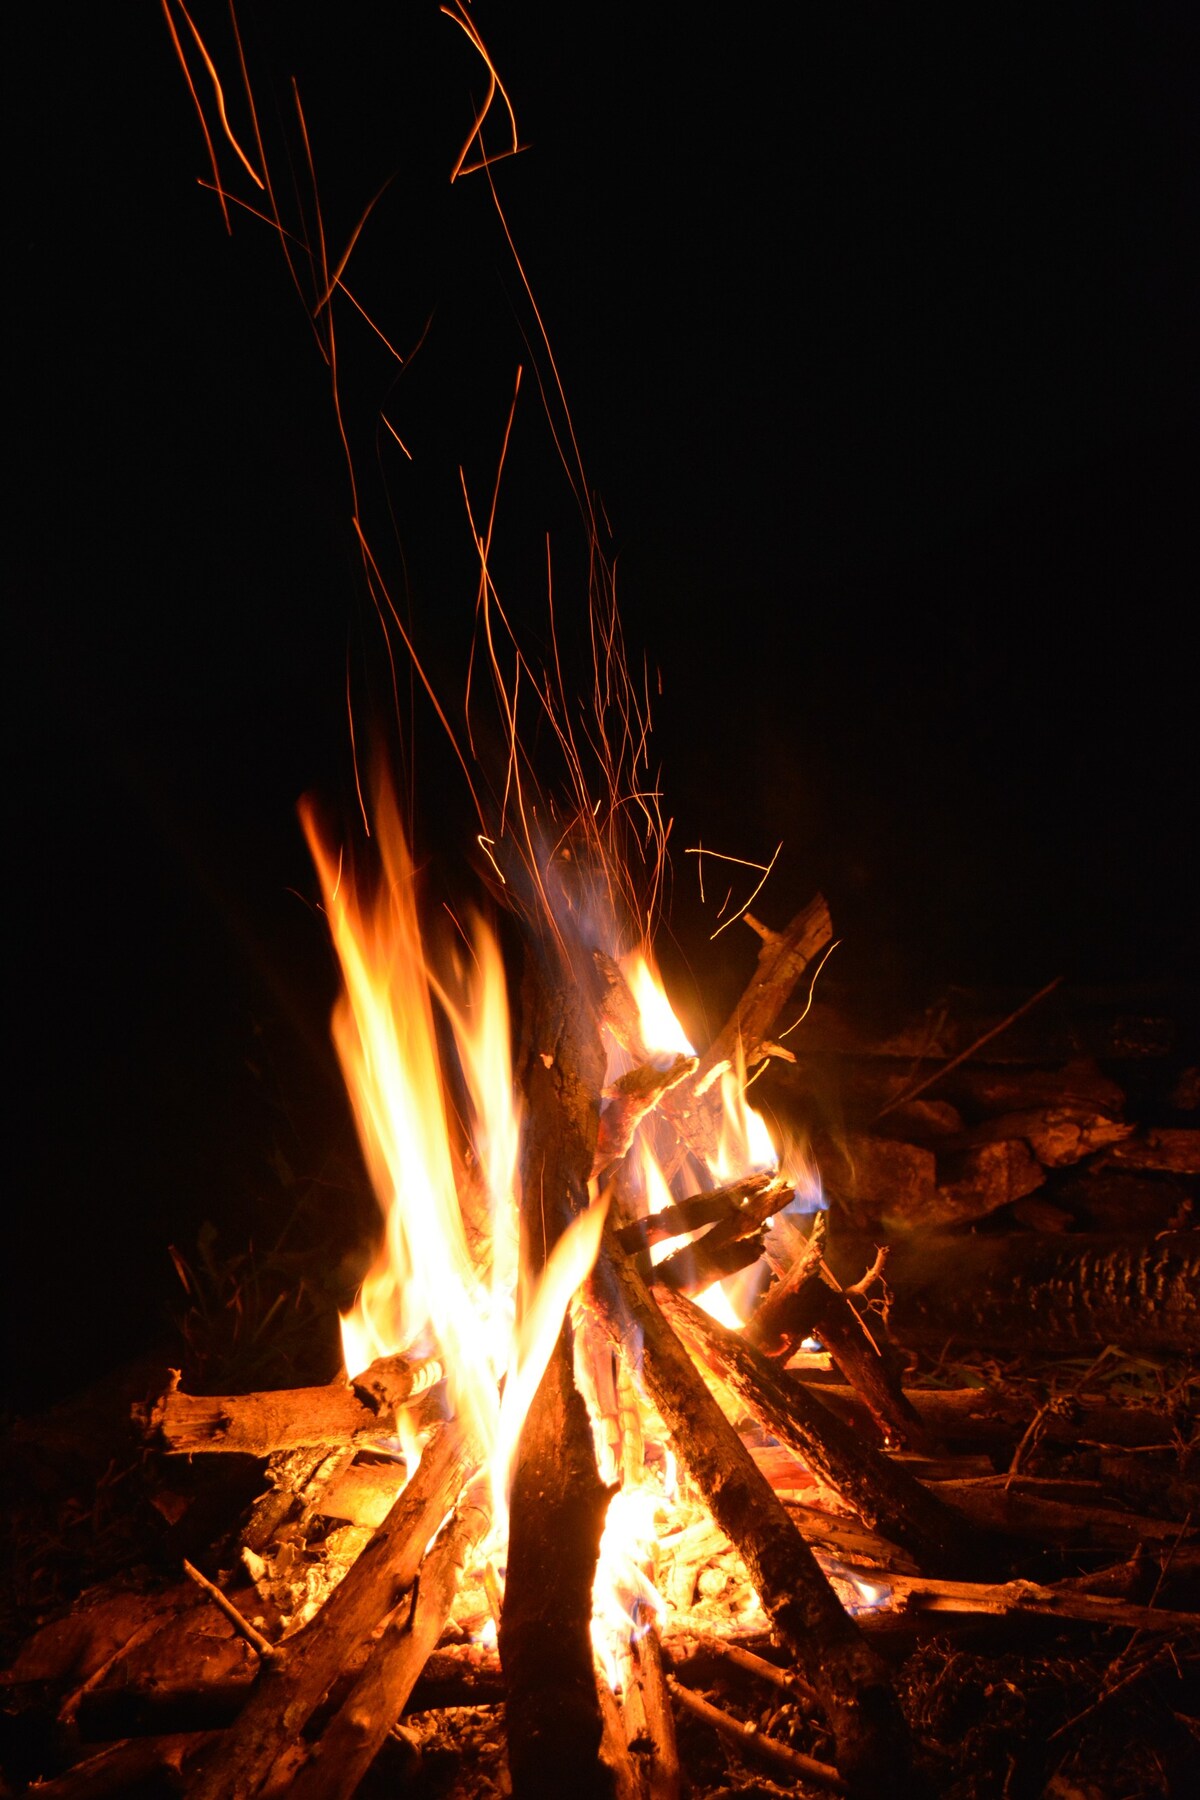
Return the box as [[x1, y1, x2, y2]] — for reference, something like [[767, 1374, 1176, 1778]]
[[3, 9, 1196, 1799]]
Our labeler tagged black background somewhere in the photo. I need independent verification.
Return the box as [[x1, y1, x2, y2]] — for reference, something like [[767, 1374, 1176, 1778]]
[[9, 5, 1195, 1410]]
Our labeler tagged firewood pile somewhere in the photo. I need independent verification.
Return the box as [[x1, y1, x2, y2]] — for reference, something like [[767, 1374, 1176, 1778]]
[[2, 914, 1197, 1799]]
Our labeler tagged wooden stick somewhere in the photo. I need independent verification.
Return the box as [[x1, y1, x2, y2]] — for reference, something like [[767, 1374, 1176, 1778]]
[[588, 1226, 910, 1790], [684, 1632, 819, 1704], [660, 897, 832, 1163], [142, 1353, 441, 1457], [666, 1679, 847, 1793], [186, 1417, 479, 1800], [658, 1288, 992, 1579], [182, 1559, 277, 1660], [285, 1479, 493, 1800]]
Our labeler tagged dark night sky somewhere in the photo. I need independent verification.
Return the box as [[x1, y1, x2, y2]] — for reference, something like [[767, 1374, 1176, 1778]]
[[9, 5, 1196, 1409]]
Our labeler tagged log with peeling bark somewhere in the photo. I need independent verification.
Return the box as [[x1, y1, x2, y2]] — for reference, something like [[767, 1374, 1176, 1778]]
[[588, 1225, 911, 1793], [185, 1417, 479, 1800], [825, 1230, 1200, 1354], [658, 1289, 992, 1580], [660, 897, 832, 1163], [500, 942, 615, 1800], [141, 1353, 442, 1457], [284, 1478, 493, 1800]]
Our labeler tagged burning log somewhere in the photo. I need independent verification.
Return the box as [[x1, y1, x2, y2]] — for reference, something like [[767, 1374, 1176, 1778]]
[[652, 1173, 793, 1294], [589, 1225, 911, 1791], [826, 1230, 1200, 1354], [595, 1052, 698, 1169], [660, 898, 832, 1162], [186, 1417, 479, 1800], [500, 943, 616, 1800], [624, 1620, 681, 1800], [657, 1290, 991, 1579], [142, 1354, 442, 1457], [501, 1327, 616, 1800], [283, 1477, 492, 1800]]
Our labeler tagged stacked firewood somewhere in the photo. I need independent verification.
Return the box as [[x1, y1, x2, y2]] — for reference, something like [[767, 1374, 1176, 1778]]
[[3, 925, 1196, 1799]]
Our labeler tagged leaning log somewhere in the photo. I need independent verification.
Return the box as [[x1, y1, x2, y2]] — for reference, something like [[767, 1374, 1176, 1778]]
[[825, 1230, 1200, 1354], [500, 940, 615, 1800], [658, 1289, 990, 1579], [589, 1226, 910, 1792], [285, 1478, 493, 1800], [186, 1418, 478, 1800]]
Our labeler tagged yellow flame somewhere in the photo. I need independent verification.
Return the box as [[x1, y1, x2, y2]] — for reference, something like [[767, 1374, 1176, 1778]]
[[622, 951, 695, 1057]]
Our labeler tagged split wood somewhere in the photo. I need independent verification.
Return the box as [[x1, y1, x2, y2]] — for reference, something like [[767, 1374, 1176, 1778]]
[[624, 1620, 681, 1800], [283, 1478, 493, 1800]]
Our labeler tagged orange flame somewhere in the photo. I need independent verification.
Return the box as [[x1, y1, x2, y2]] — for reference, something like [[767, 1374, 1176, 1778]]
[[302, 787, 607, 1527]]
